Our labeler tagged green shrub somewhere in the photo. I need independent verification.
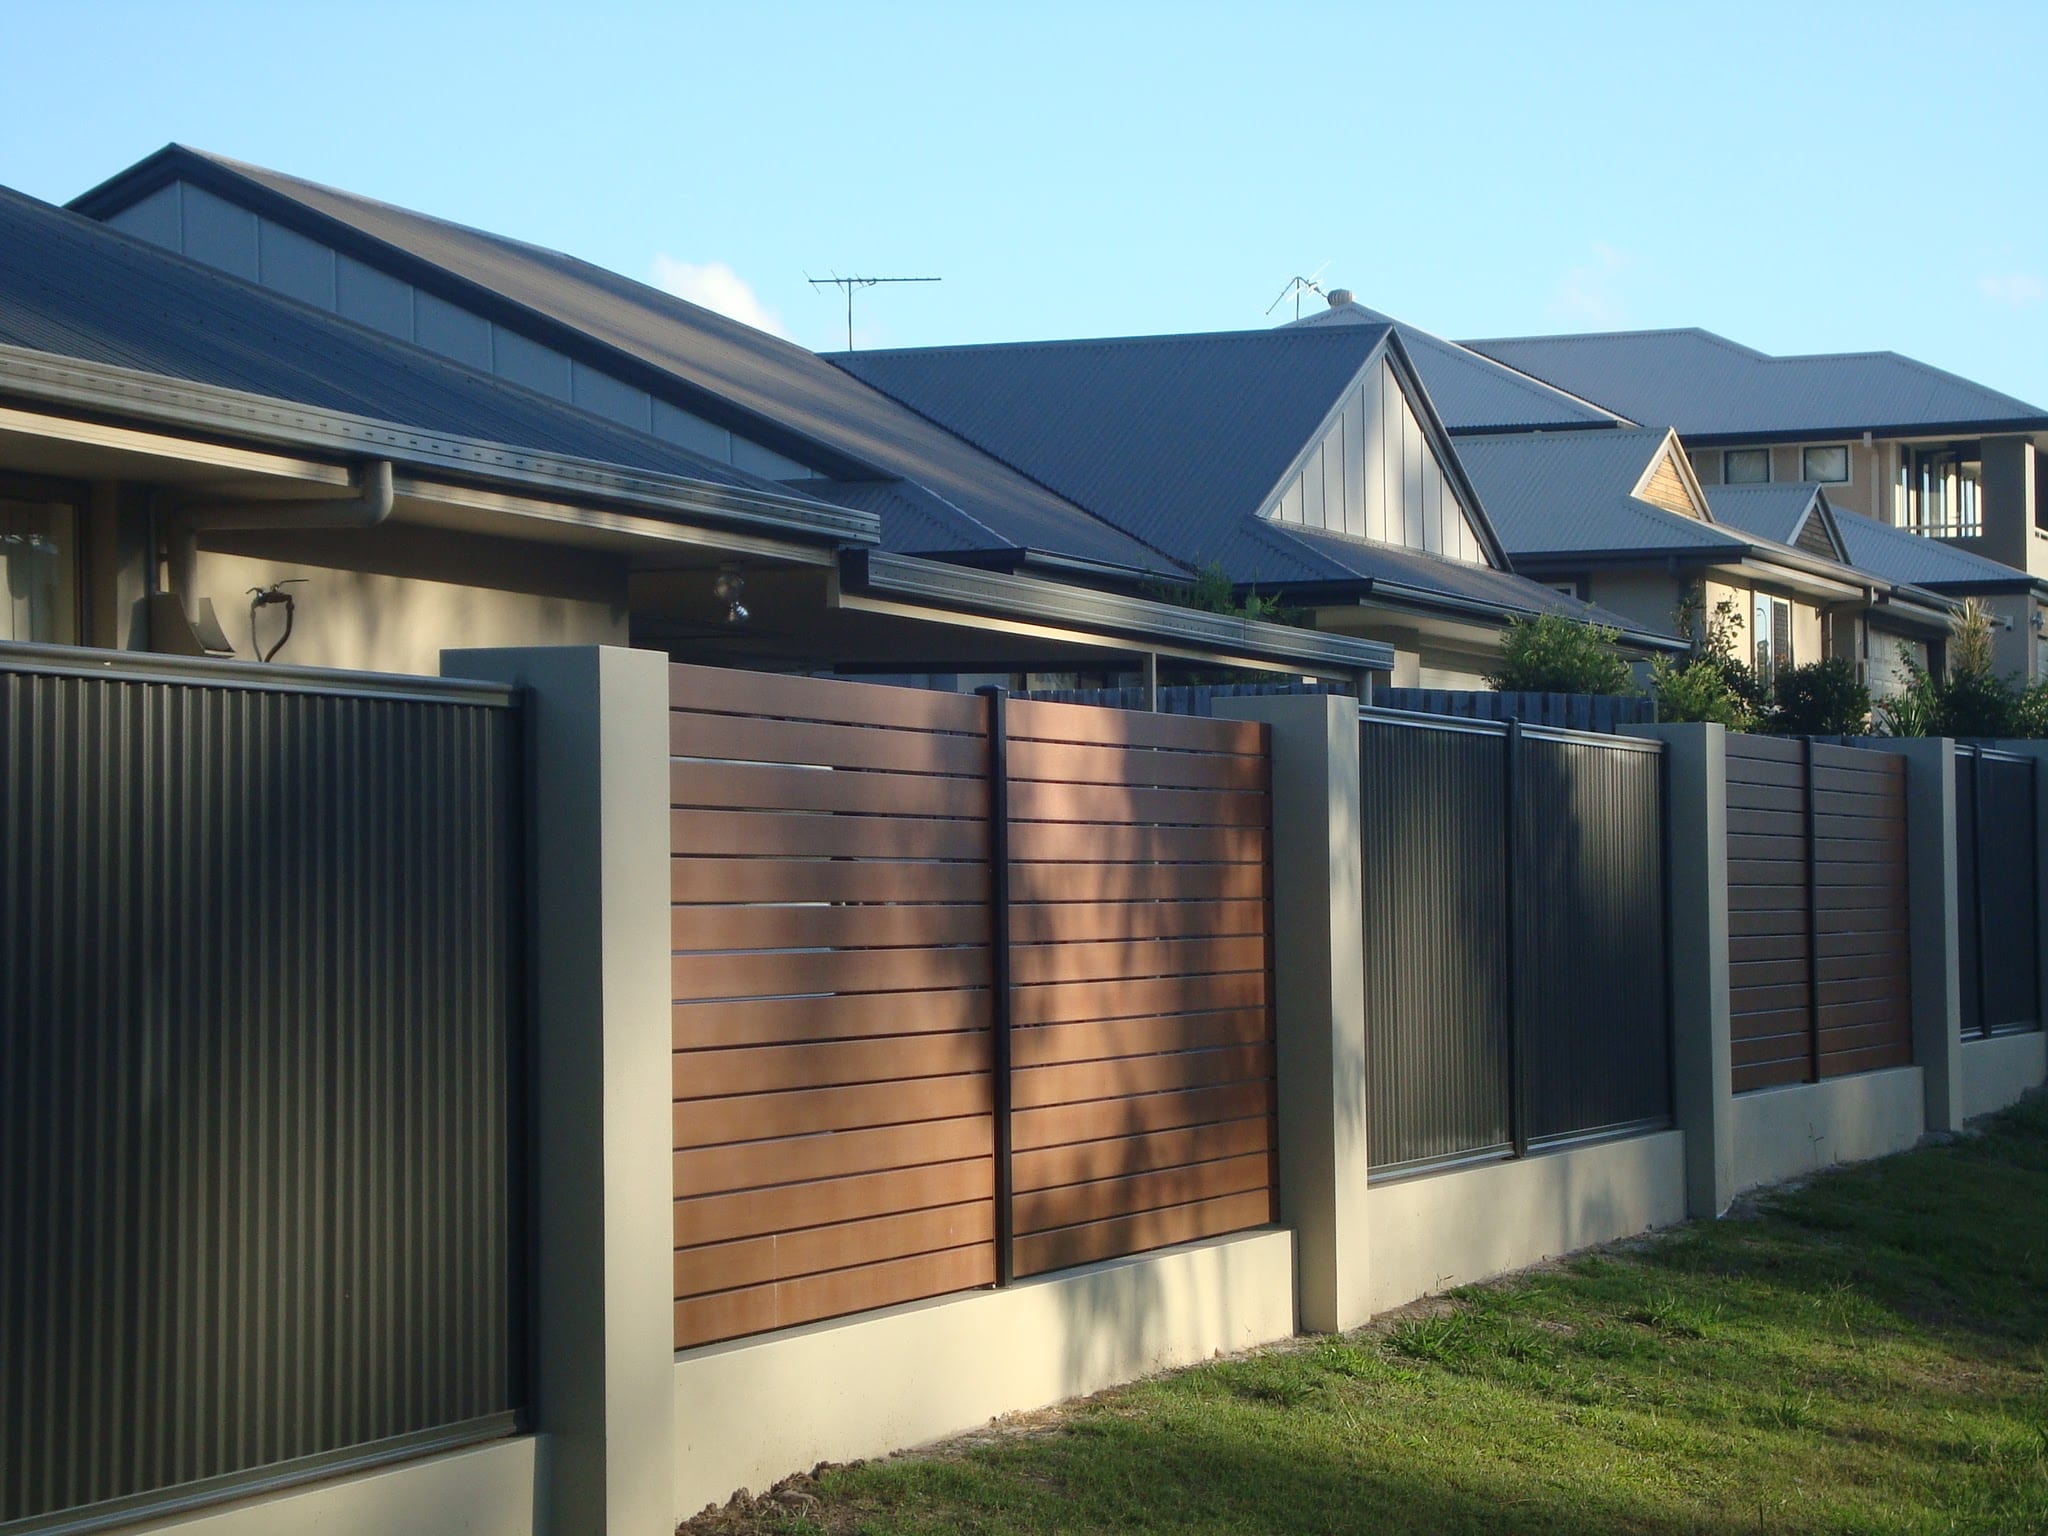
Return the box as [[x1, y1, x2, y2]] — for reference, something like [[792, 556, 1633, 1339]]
[[1651, 655, 1756, 729], [1769, 659, 1870, 737], [1489, 613, 1634, 696]]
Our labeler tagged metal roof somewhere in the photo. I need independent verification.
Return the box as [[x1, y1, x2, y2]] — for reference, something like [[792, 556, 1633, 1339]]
[[1287, 301, 1634, 433], [0, 183, 836, 504], [1452, 428, 1750, 557], [1461, 327, 2048, 441], [830, 325, 1652, 631], [832, 325, 1390, 560], [1822, 500, 2041, 592], [1698, 482, 1828, 549], [71, 146, 1174, 576]]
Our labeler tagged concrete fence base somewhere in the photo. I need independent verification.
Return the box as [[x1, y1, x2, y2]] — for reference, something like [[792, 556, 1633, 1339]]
[[1962, 1033, 2048, 1120], [1364, 1132, 1687, 1313], [1728, 1067, 1927, 1195], [669, 1230, 1296, 1520]]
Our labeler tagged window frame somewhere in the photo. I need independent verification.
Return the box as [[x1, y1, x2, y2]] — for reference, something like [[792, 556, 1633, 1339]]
[[0, 471, 84, 647], [1801, 445, 1851, 485], [1723, 448, 1772, 486]]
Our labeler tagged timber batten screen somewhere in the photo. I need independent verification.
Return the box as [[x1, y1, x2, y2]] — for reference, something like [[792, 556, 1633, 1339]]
[[668, 666, 1279, 1350], [0, 654, 523, 1533], [1725, 736, 1912, 1092]]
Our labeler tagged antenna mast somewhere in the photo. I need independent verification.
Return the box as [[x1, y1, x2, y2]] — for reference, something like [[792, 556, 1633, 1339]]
[[806, 272, 942, 349], [1265, 263, 1332, 321]]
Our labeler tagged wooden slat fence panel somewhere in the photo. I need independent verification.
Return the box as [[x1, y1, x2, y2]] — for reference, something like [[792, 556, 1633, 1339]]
[[1002, 696, 1278, 1279], [668, 669, 1280, 1348], [1724, 736, 1912, 1094], [669, 665, 996, 1350]]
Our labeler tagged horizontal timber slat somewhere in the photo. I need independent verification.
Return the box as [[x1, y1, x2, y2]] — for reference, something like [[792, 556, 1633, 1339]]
[[674, 1114, 993, 1198], [671, 663, 985, 733], [673, 1073, 992, 1150], [1013, 1189, 1274, 1278], [671, 709, 987, 776], [674, 990, 991, 1049], [1011, 861, 1268, 903], [674, 1031, 992, 1100], [1008, 737, 1265, 791], [1010, 1010, 1271, 1069], [675, 1158, 991, 1248], [1013, 1081, 1274, 1153], [1011, 972, 1269, 1027], [1009, 935, 1268, 987], [672, 759, 987, 818], [1012, 1115, 1274, 1193], [1009, 899, 1267, 945], [672, 808, 989, 861], [1013, 1152, 1273, 1236], [673, 944, 991, 1001], [1007, 696, 1263, 753], [674, 1243, 994, 1351], [674, 1200, 994, 1300], [672, 857, 989, 905], [1009, 779, 1268, 827], [673, 901, 988, 952]]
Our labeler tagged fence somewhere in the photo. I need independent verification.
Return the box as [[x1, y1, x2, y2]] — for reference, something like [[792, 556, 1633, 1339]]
[[668, 665, 1277, 1350], [1358, 709, 1671, 1173], [1019, 683, 1655, 733], [1724, 736, 1912, 1092], [0, 648, 524, 1535], [1956, 746, 2041, 1037]]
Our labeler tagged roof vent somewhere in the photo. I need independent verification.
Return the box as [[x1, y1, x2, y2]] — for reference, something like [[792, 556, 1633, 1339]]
[[1326, 288, 1354, 307]]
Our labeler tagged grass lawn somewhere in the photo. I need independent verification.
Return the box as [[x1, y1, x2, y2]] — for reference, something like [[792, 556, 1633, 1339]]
[[683, 1093, 2048, 1536]]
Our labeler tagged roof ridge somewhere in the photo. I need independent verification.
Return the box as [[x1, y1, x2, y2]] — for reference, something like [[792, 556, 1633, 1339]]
[[830, 324, 1388, 362]]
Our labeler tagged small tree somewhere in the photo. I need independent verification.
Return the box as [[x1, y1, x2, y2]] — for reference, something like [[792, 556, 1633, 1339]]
[[1876, 599, 2027, 739], [1769, 658, 1870, 737], [1488, 613, 1634, 696], [1651, 584, 1765, 729]]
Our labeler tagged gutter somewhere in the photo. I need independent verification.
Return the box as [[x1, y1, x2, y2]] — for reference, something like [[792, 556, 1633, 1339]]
[[839, 549, 1395, 674], [1351, 577, 1688, 655], [0, 344, 880, 547]]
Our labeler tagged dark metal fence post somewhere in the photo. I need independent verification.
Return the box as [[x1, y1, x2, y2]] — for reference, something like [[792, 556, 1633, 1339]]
[[1505, 717, 1528, 1159], [1804, 735, 1822, 1083], [1971, 747, 1990, 1039], [978, 685, 1016, 1286]]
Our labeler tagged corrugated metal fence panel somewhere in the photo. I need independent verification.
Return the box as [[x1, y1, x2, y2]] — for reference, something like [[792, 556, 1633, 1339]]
[[1378, 690, 1658, 731], [1810, 744, 1912, 1078], [1005, 698, 1277, 1279], [1360, 718, 1512, 1170], [0, 662, 522, 1532], [1516, 735, 1671, 1142], [668, 664, 997, 1350], [1958, 749, 2041, 1036], [1725, 736, 1815, 1092]]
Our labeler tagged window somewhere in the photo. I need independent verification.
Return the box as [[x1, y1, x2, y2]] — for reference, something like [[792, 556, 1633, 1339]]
[[1900, 443, 1982, 537], [1723, 448, 1771, 485], [1802, 445, 1850, 484], [1753, 592, 1792, 684], [0, 498, 77, 644]]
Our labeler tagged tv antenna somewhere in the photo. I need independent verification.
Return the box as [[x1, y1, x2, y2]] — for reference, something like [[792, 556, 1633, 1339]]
[[1265, 263, 1332, 320], [806, 272, 941, 350]]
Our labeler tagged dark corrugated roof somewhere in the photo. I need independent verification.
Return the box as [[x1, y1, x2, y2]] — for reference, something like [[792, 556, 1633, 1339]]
[[1826, 502, 2040, 590], [1700, 482, 1827, 548], [832, 326, 1388, 562], [1461, 328, 2048, 439], [1453, 428, 1747, 557], [1275, 524, 1657, 631], [833, 329, 1668, 632], [1287, 301, 1633, 433], [79, 147, 1173, 575], [0, 183, 827, 500]]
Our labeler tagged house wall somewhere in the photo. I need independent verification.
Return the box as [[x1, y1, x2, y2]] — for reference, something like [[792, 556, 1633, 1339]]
[[1689, 439, 1889, 522], [1582, 571, 1827, 671], [189, 546, 629, 674], [103, 179, 814, 480]]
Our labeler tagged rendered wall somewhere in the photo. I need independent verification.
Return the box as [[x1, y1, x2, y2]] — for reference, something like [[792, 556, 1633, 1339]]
[[671, 1231, 1296, 1520], [1364, 1133, 1686, 1313], [115, 1438, 535, 1536], [195, 548, 627, 674], [1962, 1033, 2048, 1120], [1729, 1067, 1926, 1194]]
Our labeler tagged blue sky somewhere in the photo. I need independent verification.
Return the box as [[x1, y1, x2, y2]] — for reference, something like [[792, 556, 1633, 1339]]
[[8, 1, 2047, 406]]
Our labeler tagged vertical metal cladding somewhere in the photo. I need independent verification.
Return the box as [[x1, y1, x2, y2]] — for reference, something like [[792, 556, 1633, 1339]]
[[0, 659, 522, 1531], [1360, 715, 1672, 1173], [1515, 736, 1671, 1142], [1360, 719, 1511, 1170], [1958, 749, 2040, 1036]]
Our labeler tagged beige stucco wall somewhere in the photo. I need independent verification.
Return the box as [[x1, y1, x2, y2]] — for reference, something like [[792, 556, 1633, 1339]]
[[191, 548, 629, 675], [1688, 440, 1890, 523]]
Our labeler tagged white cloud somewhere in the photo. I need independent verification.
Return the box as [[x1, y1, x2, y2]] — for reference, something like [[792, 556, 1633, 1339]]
[[1547, 242, 1632, 329], [1979, 271, 2044, 308], [649, 255, 790, 338]]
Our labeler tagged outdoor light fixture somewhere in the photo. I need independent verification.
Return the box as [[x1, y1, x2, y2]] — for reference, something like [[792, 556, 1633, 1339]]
[[713, 562, 750, 625]]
